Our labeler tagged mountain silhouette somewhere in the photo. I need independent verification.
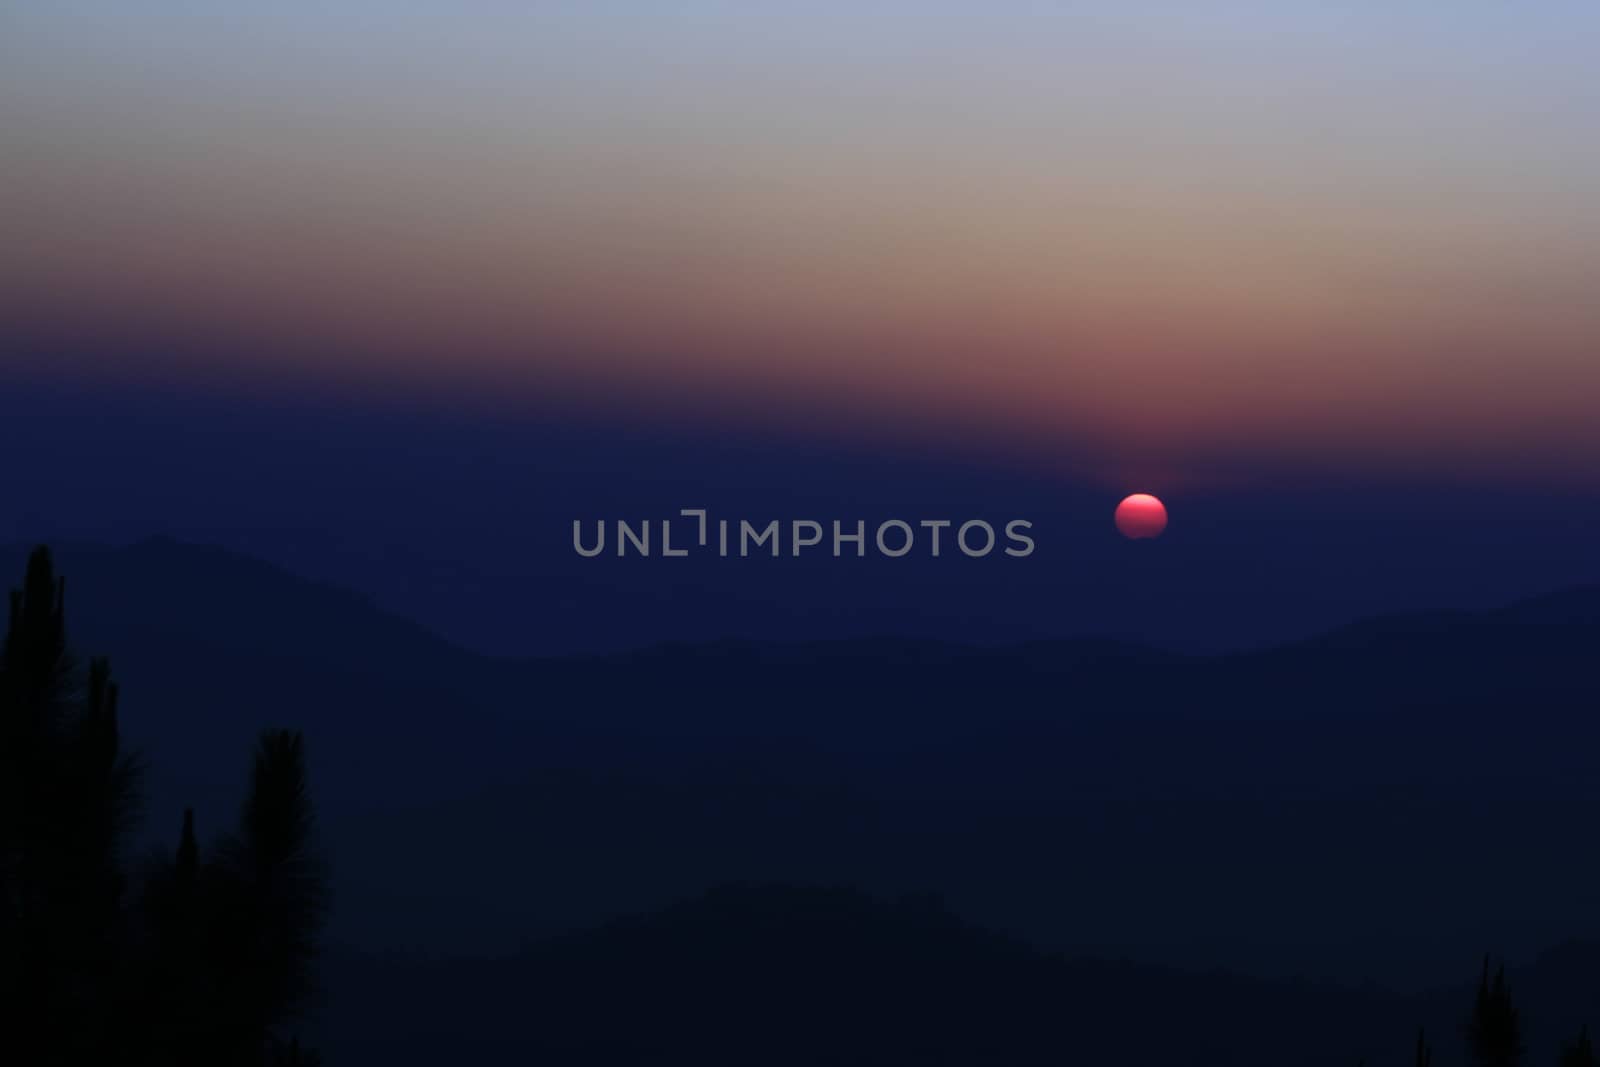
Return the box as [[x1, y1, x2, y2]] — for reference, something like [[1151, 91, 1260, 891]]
[[313, 883, 1600, 1065], [4, 539, 1597, 986]]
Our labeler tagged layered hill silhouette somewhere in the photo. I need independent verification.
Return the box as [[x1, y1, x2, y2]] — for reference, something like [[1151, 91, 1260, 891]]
[[316, 884, 1600, 1066], [4, 539, 1597, 989]]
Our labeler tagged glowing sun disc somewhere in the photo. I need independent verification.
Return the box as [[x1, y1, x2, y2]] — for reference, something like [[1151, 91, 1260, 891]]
[[1115, 493, 1168, 539]]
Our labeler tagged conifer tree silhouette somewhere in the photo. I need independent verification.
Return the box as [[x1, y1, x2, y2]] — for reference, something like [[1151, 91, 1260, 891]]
[[1465, 955, 1525, 1067], [1, 547, 327, 1065], [138, 733, 328, 1064], [1415, 1027, 1432, 1067], [209, 729, 330, 1052], [1561, 1026, 1596, 1067], [1, 547, 139, 1062], [175, 808, 199, 883], [136, 811, 199, 1062]]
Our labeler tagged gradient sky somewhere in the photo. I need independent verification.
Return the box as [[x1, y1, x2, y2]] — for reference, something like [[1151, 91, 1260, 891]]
[[5, 3, 1599, 484]]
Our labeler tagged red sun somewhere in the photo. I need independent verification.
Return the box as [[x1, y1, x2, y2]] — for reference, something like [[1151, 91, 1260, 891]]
[[1115, 493, 1168, 539]]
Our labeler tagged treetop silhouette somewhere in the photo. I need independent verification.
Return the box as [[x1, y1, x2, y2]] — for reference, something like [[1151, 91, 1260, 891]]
[[0, 545, 327, 1066]]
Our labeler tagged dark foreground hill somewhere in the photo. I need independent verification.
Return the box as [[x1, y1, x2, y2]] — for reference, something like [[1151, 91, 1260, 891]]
[[312, 884, 1600, 1066], [3, 539, 1598, 987]]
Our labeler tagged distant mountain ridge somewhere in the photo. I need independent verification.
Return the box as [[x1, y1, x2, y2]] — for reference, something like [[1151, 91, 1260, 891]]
[[316, 883, 1600, 1066], [3, 538, 1597, 989], [0, 536, 482, 677], [5, 535, 1597, 675]]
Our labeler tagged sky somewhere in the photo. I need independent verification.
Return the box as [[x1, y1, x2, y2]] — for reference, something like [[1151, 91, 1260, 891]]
[[5, 3, 1599, 489]]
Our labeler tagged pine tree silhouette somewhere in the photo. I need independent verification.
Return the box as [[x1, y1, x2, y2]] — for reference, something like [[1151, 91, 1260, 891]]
[[209, 729, 330, 1053], [1, 547, 328, 1065], [139, 736, 328, 1064], [1, 547, 140, 1062], [1465, 955, 1525, 1067], [175, 808, 199, 882], [1415, 1027, 1432, 1067], [1561, 1025, 1596, 1067]]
